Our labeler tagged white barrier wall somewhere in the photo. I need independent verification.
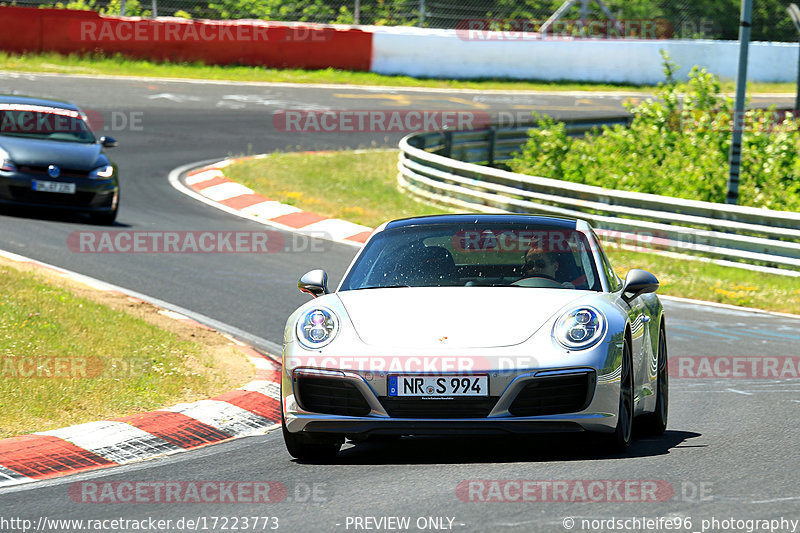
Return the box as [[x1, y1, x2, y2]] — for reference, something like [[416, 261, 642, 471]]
[[369, 26, 798, 84]]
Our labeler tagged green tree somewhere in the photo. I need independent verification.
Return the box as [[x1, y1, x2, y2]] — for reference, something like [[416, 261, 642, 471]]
[[509, 52, 800, 210]]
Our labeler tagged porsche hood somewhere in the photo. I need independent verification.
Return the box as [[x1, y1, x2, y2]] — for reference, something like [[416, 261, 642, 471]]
[[336, 287, 587, 348]]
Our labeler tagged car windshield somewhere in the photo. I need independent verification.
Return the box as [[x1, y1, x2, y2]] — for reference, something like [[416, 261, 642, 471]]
[[340, 223, 602, 291], [0, 105, 96, 144]]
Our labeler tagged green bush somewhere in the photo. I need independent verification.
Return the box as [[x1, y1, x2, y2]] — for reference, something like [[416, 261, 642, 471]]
[[508, 52, 800, 212]]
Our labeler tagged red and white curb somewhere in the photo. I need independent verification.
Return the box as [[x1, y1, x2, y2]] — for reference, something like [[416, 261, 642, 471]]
[[174, 156, 373, 246], [0, 249, 282, 488]]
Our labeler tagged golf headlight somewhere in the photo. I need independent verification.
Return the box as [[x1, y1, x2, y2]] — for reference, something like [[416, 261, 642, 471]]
[[554, 307, 606, 350], [89, 165, 114, 179], [296, 307, 339, 349], [0, 150, 16, 172]]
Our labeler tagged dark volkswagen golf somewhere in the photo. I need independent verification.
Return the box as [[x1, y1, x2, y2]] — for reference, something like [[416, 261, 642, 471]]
[[0, 96, 119, 224]]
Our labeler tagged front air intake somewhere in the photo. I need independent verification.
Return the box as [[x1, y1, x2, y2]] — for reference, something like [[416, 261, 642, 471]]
[[294, 376, 371, 417]]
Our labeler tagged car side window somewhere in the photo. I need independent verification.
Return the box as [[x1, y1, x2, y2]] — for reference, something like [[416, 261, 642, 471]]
[[600, 249, 622, 292], [590, 231, 621, 291]]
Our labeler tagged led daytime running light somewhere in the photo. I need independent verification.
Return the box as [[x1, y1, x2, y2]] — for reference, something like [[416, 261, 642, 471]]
[[296, 307, 339, 349]]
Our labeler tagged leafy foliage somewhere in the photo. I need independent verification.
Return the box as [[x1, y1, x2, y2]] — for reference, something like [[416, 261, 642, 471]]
[[508, 52, 800, 211]]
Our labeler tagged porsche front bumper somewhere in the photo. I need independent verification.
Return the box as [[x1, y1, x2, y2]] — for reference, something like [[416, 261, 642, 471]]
[[282, 366, 621, 436]]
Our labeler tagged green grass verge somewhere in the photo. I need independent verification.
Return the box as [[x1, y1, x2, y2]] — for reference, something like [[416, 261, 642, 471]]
[[0, 263, 246, 438], [608, 248, 800, 314], [224, 149, 800, 315], [1, 51, 795, 94], [225, 150, 452, 228]]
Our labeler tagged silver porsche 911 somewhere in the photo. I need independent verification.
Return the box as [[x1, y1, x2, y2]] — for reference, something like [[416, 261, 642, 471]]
[[281, 214, 668, 460]]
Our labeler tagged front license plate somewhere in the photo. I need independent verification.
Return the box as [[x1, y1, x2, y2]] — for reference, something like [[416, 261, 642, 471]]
[[33, 180, 76, 194], [388, 375, 488, 397]]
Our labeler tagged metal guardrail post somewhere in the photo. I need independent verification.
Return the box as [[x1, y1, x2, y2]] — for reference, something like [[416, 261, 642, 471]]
[[487, 127, 496, 167], [443, 130, 453, 158]]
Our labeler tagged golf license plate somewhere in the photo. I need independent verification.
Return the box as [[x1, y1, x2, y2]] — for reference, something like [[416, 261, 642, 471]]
[[388, 375, 488, 397], [33, 180, 76, 194]]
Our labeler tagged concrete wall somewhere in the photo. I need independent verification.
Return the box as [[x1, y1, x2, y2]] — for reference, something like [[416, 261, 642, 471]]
[[370, 26, 798, 84]]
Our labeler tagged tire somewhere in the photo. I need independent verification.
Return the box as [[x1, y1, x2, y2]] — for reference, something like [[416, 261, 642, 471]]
[[640, 326, 668, 436], [603, 338, 634, 453], [281, 414, 342, 461], [90, 207, 117, 225]]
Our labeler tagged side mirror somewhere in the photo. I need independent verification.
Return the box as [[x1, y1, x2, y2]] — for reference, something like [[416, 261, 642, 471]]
[[622, 269, 659, 303], [100, 136, 118, 148], [298, 269, 329, 298]]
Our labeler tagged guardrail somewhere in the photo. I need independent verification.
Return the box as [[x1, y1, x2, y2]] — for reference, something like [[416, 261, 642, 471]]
[[398, 117, 800, 273]]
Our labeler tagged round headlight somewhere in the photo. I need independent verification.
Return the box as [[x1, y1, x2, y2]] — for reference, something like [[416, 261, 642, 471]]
[[296, 307, 339, 349], [554, 307, 606, 350]]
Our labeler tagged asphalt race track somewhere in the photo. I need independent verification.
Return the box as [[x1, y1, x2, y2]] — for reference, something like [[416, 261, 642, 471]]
[[0, 72, 799, 532]]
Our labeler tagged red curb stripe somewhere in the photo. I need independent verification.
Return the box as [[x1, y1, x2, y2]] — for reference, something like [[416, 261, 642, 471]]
[[0, 435, 114, 479], [186, 166, 218, 177], [115, 411, 232, 449], [219, 193, 271, 210], [270, 211, 327, 228], [211, 391, 281, 423], [346, 231, 372, 243], [191, 175, 231, 190]]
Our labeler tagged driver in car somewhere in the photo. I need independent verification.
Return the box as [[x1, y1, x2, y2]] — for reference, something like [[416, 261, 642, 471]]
[[523, 248, 559, 279], [521, 247, 575, 288]]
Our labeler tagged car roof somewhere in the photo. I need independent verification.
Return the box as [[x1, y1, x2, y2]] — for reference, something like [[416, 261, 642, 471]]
[[0, 95, 82, 112], [384, 213, 581, 230]]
